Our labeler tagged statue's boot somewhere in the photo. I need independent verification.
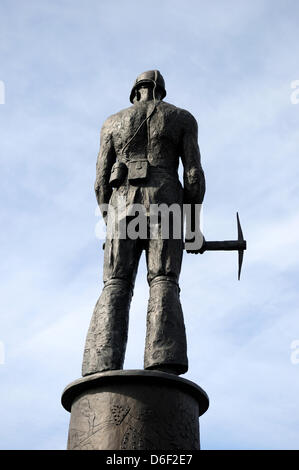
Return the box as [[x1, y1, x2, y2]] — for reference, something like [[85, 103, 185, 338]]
[[144, 275, 188, 375], [82, 278, 132, 376]]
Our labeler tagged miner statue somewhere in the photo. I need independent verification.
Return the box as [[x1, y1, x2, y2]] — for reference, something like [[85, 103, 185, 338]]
[[62, 70, 247, 450], [82, 69, 206, 377]]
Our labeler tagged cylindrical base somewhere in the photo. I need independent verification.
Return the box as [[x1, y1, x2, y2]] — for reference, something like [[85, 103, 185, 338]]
[[61, 370, 209, 450]]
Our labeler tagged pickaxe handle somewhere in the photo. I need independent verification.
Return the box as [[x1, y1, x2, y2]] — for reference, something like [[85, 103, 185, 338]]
[[201, 240, 247, 252]]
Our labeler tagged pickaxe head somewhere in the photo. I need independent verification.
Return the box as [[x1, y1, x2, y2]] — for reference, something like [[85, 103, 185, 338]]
[[237, 212, 246, 280]]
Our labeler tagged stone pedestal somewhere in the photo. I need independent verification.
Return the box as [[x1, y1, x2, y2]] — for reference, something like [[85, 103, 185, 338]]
[[61, 370, 209, 450]]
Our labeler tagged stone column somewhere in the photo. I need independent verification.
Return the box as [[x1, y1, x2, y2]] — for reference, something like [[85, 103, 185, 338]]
[[61, 370, 209, 450]]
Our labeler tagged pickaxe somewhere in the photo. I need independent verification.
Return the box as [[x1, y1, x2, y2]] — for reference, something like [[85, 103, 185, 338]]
[[187, 212, 247, 280]]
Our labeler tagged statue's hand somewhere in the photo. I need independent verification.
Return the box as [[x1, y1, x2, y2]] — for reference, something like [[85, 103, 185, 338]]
[[184, 236, 205, 254], [186, 247, 201, 254]]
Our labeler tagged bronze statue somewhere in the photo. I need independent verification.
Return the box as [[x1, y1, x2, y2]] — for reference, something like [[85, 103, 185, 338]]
[[63, 70, 246, 450], [82, 69, 206, 377]]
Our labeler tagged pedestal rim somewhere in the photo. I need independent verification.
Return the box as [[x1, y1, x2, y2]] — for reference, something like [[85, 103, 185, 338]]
[[61, 369, 209, 416]]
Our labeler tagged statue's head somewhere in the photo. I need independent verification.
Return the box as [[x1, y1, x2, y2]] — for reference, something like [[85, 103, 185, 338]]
[[129, 70, 166, 103]]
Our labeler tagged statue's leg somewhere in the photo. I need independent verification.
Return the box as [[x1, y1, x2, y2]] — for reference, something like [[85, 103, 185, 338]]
[[144, 235, 188, 375], [82, 236, 142, 376]]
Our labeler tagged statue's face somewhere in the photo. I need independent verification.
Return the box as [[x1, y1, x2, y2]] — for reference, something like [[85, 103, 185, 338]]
[[133, 83, 162, 103]]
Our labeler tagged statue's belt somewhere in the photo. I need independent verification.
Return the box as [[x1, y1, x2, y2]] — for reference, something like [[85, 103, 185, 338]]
[[109, 159, 178, 188]]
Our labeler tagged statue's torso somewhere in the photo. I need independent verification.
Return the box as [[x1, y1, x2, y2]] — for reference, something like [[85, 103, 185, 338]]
[[107, 101, 188, 171], [104, 101, 196, 210]]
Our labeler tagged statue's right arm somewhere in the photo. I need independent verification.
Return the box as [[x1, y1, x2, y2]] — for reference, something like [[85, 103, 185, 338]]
[[180, 111, 206, 253], [180, 111, 205, 205], [94, 118, 116, 223]]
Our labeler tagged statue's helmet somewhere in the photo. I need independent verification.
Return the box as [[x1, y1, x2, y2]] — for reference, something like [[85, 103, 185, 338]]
[[129, 70, 166, 103]]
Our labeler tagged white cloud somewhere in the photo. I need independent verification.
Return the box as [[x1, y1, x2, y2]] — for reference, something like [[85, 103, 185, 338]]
[[1, 0, 299, 450]]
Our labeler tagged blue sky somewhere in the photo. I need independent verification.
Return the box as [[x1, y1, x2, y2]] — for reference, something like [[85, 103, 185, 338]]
[[0, 0, 299, 449]]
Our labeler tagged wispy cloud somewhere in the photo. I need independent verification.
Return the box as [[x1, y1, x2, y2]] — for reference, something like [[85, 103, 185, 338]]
[[0, 0, 299, 450]]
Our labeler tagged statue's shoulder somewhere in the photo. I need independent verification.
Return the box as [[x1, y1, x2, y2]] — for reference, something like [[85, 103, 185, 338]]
[[100, 105, 133, 134], [110, 105, 134, 120], [104, 106, 131, 122], [160, 101, 198, 129]]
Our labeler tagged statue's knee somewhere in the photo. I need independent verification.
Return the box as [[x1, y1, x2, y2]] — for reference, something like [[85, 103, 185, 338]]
[[148, 275, 180, 293], [103, 278, 134, 296]]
